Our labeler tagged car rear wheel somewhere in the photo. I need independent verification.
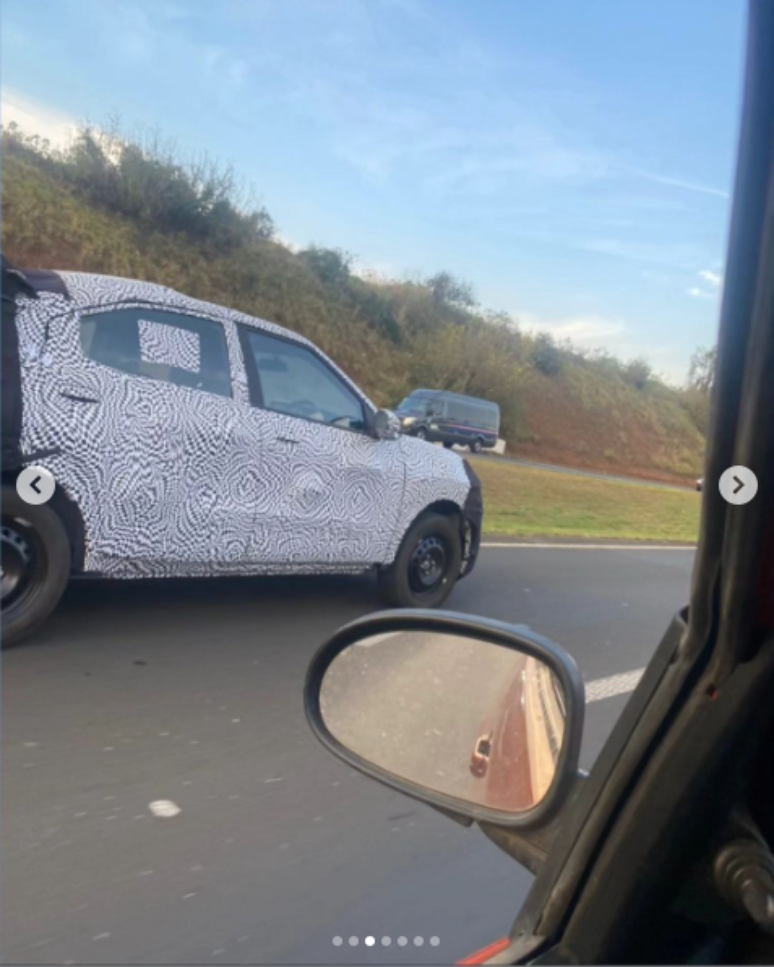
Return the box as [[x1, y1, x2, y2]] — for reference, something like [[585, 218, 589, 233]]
[[379, 511, 462, 609], [470, 438, 483, 453], [1, 486, 71, 648], [443, 441, 454, 449]]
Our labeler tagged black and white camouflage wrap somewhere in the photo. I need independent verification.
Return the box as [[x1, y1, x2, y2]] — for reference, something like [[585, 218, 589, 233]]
[[15, 273, 471, 578], [138, 317, 201, 372]]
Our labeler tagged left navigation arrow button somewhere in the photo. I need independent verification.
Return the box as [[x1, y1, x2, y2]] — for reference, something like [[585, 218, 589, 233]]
[[16, 466, 56, 505]]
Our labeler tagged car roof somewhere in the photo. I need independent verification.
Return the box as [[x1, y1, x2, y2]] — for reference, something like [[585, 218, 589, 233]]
[[408, 388, 500, 410], [41, 270, 316, 350]]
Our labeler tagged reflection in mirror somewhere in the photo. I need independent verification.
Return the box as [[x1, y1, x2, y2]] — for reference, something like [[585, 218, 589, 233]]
[[320, 631, 566, 815]]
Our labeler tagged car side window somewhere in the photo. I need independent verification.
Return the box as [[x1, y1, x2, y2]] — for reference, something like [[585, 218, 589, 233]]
[[79, 307, 232, 398], [240, 327, 366, 431]]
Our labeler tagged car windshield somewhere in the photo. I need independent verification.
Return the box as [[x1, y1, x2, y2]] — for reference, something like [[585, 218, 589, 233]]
[[397, 396, 432, 415]]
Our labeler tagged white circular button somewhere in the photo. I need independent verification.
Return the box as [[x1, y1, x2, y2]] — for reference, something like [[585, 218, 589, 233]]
[[16, 466, 56, 505], [719, 466, 758, 505]]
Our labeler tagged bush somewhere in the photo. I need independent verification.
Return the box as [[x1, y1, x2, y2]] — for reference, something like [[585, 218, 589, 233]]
[[531, 333, 563, 376], [622, 357, 652, 390], [1, 122, 274, 251], [297, 246, 352, 288], [427, 271, 476, 308]]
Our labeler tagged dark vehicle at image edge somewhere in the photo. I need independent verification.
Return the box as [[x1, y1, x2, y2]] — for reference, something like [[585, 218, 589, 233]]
[[397, 388, 500, 453], [0, 263, 483, 647], [306, 5, 774, 965]]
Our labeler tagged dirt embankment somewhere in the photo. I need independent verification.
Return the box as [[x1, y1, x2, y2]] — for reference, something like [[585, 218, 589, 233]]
[[508, 368, 704, 486]]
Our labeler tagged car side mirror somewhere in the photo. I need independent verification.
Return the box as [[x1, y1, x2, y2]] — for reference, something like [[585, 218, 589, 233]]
[[304, 610, 585, 828], [370, 408, 401, 441]]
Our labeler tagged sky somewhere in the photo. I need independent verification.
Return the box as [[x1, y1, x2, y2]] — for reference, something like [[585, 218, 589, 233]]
[[1, 0, 746, 382]]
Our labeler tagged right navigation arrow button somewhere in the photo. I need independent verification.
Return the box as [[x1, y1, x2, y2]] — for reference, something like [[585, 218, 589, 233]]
[[719, 466, 758, 505]]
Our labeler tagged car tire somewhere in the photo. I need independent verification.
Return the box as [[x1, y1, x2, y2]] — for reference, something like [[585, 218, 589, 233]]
[[415, 427, 428, 441], [1, 486, 71, 648], [443, 441, 454, 449], [470, 438, 484, 454], [379, 511, 462, 609]]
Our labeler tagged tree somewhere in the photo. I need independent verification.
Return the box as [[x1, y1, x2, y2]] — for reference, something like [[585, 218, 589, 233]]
[[298, 246, 352, 288], [681, 345, 717, 434], [531, 332, 563, 376], [427, 271, 476, 308], [622, 357, 652, 390], [687, 346, 717, 395]]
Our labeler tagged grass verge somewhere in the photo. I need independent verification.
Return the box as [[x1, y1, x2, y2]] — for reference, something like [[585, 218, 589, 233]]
[[472, 458, 700, 543]]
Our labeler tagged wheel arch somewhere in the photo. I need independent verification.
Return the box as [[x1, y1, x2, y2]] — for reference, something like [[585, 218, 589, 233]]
[[2, 473, 86, 572], [384, 498, 464, 567], [425, 498, 463, 521]]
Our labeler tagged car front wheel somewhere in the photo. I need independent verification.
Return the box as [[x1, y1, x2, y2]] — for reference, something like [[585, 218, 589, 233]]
[[1, 486, 71, 648], [378, 511, 462, 609]]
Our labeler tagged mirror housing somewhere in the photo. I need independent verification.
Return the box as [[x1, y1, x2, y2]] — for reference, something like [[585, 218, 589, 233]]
[[304, 610, 585, 829], [370, 408, 401, 441]]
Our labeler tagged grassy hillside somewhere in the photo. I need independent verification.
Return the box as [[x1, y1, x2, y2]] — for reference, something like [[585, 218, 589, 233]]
[[1, 125, 706, 482]]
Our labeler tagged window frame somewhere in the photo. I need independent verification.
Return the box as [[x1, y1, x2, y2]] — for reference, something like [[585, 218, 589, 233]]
[[76, 301, 234, 400], [236, 322, 371, 436]]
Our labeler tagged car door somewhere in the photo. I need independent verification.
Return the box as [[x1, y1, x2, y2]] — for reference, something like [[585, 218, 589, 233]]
[[237, 324, 405, 565], [47, 302, 251, 574], [445, 399, 470, 447]]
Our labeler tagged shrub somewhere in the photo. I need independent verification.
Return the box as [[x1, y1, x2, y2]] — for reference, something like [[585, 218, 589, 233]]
[[622, 357, 652, 390], [1, 122, 274, 251], [427, 271, 476, 308], [531, 333, 563, 376], [297, 246, 352, 288]]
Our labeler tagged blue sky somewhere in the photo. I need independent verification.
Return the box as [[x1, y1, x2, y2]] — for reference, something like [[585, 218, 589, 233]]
[[2, 0, 746, 381]]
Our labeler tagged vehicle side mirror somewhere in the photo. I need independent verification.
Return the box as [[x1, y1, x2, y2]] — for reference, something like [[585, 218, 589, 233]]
[[370, 408, 401, 441], [305, 611, 585, 828]]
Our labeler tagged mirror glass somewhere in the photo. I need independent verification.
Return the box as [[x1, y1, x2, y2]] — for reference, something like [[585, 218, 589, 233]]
[[320, 631, 566, 814]]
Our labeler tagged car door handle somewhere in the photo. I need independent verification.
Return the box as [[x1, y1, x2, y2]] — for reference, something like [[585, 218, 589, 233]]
[[60, 391, 101, 404]]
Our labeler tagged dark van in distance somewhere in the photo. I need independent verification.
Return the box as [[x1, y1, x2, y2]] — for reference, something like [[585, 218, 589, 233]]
[[396, 389, 500, 453]]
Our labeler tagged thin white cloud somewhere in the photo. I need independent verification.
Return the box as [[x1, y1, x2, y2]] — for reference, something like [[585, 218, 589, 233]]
[[688, 268, 723, 300], [698, 269, 723, 287], [627, 167, 730, 200], [521, 312, 625, 345], [1, 88, 77, 148]]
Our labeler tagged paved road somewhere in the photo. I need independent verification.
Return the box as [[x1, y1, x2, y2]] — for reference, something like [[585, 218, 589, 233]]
[[2, 547, 694, 965]]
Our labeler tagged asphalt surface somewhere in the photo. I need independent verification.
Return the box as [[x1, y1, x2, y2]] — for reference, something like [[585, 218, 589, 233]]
[[2, 546, 695, 965]]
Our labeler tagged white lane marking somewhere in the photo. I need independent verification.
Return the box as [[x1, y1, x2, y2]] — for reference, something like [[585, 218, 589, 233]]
[[148, 799, 181, 818], [586, 668, 645, 703], [482, 543, 694, 551]]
